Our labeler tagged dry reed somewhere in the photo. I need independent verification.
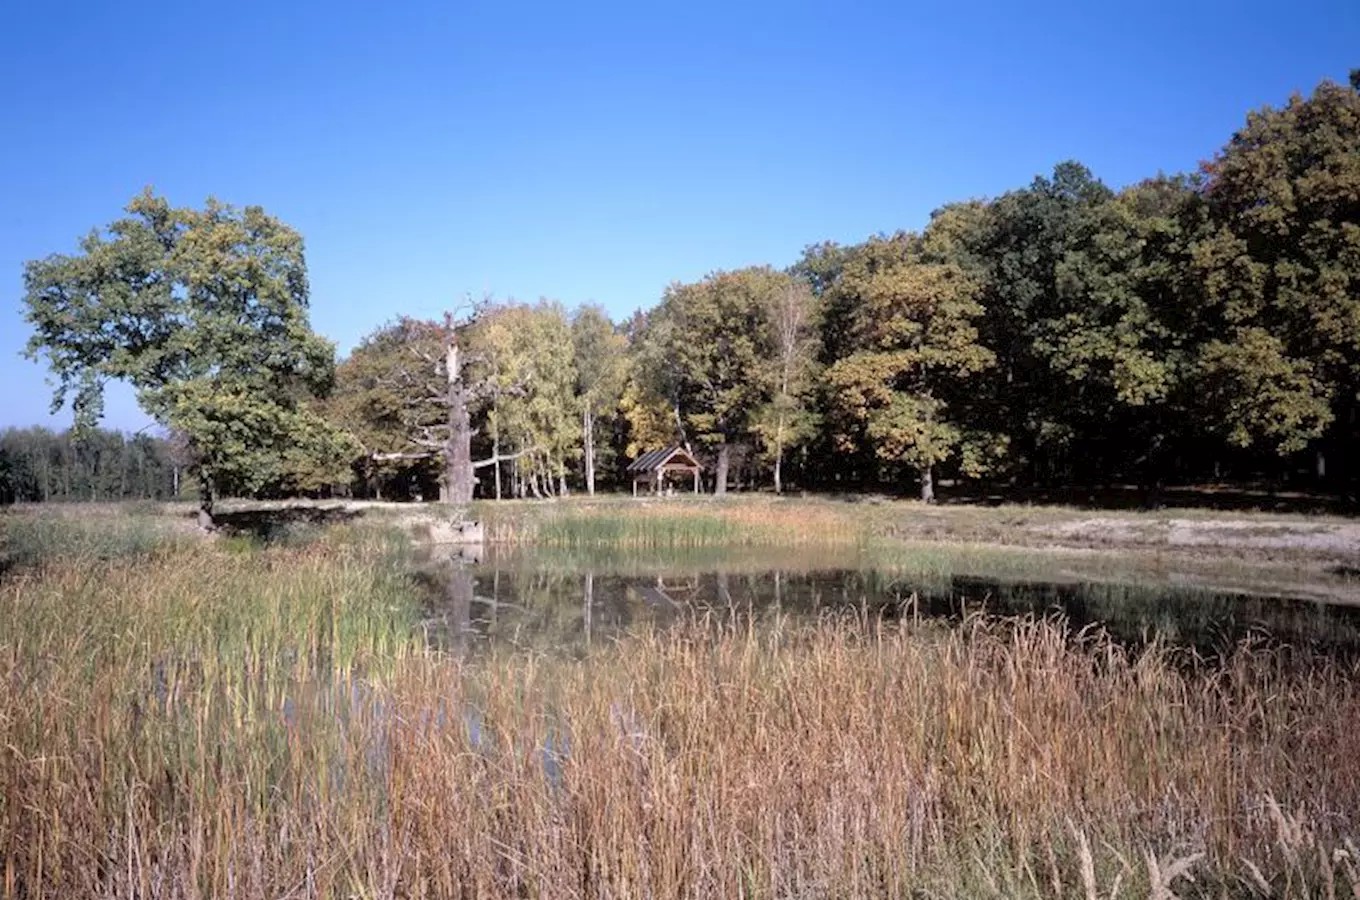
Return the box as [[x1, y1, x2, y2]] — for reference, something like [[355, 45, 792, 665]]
[[474, 498, 864, 549], [2, 539, 1359, 898]]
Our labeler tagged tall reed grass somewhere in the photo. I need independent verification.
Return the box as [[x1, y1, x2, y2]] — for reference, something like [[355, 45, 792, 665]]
[[477, 499, 865, 549], [0, 507, 189, 572], [4, 531, 1359, 897]]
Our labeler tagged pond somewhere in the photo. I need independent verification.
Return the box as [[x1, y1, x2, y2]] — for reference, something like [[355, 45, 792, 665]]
[[414, 543, 1360, 661]]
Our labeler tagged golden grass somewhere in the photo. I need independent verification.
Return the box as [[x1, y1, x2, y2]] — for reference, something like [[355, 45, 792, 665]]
[[474, 497, 866, 548], [3, 533, 1360, 897]]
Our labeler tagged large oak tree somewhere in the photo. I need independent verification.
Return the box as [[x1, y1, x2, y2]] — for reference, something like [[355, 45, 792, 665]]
[[22, 191, 348, 524], [825, 233, 994, 502], [1192, 73, 1360, 459]]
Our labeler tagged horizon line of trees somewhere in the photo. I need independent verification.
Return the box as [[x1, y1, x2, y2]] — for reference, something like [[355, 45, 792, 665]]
[[0, 426, 184, 505], [17, 70, 1360, 514], [326, 71, 1360, 503]]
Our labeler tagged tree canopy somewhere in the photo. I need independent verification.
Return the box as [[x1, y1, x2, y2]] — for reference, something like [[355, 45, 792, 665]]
[[18, 72, 1360, 506], [824, 233, 993, 501], [1192, 75, 1360, 456], [22, 191, 349, 519]]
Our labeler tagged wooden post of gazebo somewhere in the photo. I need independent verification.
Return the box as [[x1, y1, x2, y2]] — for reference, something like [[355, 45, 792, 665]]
[[627, 445, 703, 496]]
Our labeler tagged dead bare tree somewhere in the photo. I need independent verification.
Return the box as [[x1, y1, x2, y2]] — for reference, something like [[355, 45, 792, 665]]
[[368, 307, 535, 503]]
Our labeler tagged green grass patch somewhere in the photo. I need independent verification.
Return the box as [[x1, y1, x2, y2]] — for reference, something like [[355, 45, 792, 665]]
[[0, 507, 189, 573], [534, 509, 742, 547]]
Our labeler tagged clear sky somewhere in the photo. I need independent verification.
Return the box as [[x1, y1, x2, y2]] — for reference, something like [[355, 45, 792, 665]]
[[2, 0, 1356, 431]]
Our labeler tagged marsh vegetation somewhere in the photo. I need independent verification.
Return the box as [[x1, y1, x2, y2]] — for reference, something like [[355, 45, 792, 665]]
[[3, 499, 1360, 898]]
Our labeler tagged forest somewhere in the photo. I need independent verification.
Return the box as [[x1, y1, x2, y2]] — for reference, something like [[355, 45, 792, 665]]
[[0, 427, 180, 504], [17, 72, 1360, 510]]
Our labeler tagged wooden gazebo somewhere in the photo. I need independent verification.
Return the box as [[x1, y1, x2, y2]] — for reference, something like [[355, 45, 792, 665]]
[[627, 445, 703, 496]]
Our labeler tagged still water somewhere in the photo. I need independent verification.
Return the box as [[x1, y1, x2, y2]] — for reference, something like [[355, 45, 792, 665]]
[[414, 544, 1360, 661]]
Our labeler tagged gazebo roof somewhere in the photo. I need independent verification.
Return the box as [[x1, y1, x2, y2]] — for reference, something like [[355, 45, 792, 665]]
[[627, 445, 701, 474]]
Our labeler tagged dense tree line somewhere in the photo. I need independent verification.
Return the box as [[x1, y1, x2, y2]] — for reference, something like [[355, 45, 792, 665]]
[[21, 72, 1360, 506], [320, 71, 1360, 502], [0, 427, 181, 504]]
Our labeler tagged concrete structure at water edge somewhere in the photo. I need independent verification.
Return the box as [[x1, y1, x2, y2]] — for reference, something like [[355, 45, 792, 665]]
[[425, 518, 485, 545]]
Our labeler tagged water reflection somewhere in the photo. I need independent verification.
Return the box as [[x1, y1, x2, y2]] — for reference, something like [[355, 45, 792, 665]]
[[412, 546, 1360, 661], [417, 560, 475, 654]]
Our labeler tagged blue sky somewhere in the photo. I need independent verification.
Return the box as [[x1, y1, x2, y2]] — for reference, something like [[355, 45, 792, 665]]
[[2, 0, 1356, 431]]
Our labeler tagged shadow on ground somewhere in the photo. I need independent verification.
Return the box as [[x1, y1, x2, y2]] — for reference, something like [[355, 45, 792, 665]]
[[920, 484, 1357, 516], [209, 505, 367, 541]]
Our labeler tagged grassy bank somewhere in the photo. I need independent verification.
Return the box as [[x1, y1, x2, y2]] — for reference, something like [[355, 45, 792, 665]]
[[0, 502, 193, 573], [3, 529, 1360, 897], [468, 496, 868, 548], [460, 493, 1360, 564], [457, 497, 1359, 607]]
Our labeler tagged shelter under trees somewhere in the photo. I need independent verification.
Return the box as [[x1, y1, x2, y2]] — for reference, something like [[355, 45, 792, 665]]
[[627, 446, 702, 495]]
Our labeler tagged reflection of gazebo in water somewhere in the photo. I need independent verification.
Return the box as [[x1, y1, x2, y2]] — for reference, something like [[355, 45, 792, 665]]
[[627, 445, 703, 496], [631, 575, 701, 611]]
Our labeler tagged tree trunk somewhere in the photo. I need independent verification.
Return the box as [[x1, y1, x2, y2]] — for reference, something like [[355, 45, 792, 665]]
[[919, 465, 935, 504], [583, 406, 596, 496], [493, 431, 502, 501], [773, 413, 786, 495], [715, 443, 730, 496], [197, 472, 216, 529], [443, 326, 476, 504]]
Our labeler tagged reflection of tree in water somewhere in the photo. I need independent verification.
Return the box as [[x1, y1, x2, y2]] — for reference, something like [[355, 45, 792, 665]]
[[428, 560, 474, 655], [459, 567, 900, 651], [583, 572, 593, 646], [416, 559, 1360, 664]]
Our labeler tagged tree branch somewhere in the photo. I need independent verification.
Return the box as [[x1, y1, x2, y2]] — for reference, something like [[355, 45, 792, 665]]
[[372, 451, 437, 462], [472, 446, 539, 469], [409, 345, 438, 366]]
